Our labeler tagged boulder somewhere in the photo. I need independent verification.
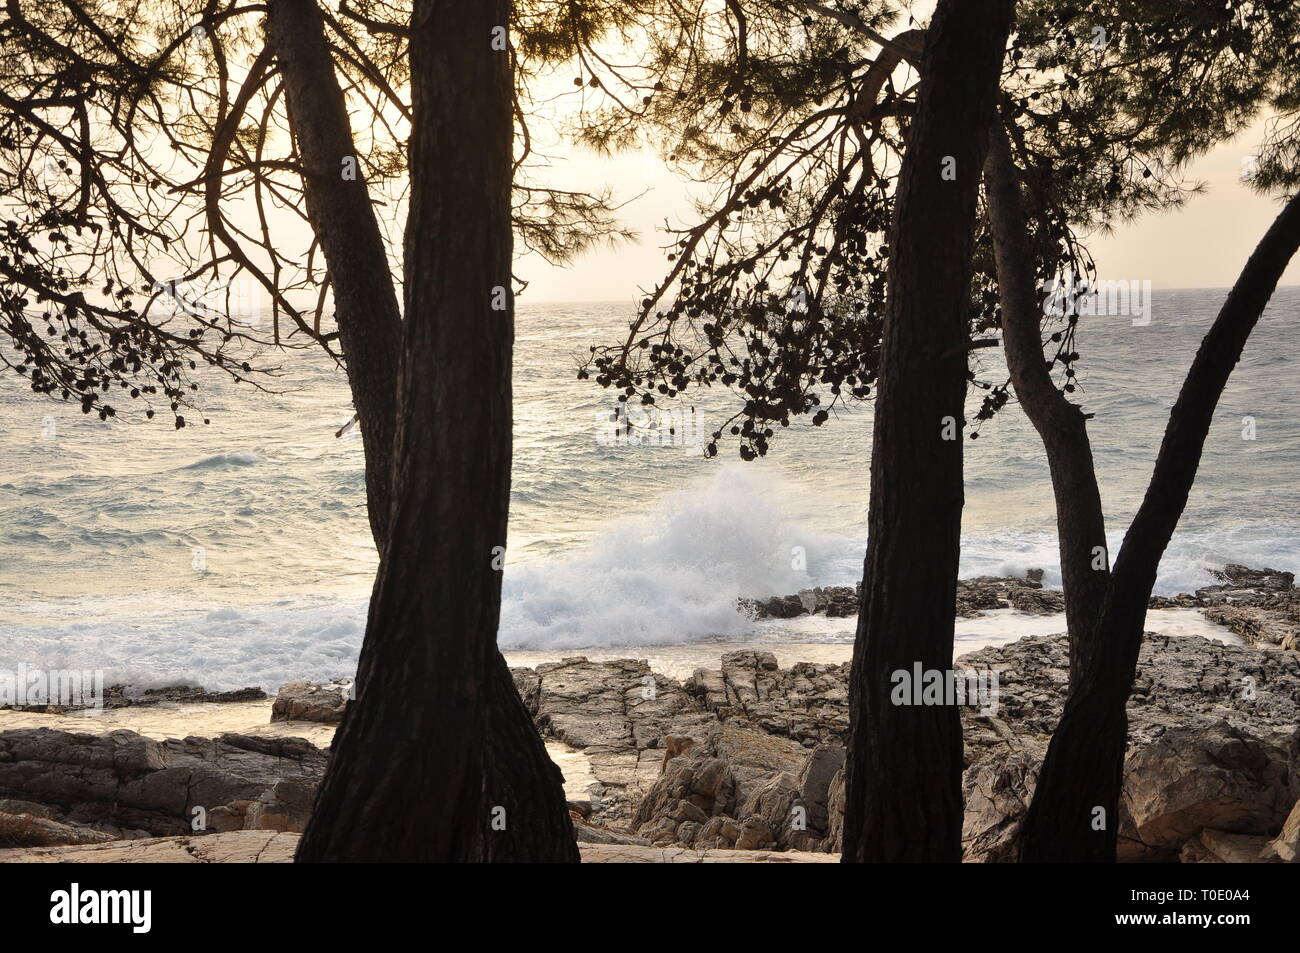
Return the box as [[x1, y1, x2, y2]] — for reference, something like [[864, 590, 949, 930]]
[[1121, 721, 1298, 858], [270, 681, 350, 724], [1262, 798, 1300, 862], [1180, 829, 1277, 863], [0, 727, 327, 842]]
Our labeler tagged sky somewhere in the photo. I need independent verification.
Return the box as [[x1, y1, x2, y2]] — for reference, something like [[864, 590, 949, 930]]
[[516, 117, 1300, 304]]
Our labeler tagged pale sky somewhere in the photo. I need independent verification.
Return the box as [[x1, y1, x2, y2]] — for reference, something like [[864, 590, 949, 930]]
[[516, 117, 1300, 304]]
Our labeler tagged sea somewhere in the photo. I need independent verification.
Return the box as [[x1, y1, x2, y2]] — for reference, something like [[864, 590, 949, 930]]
[[1, 287, 1296, 690]]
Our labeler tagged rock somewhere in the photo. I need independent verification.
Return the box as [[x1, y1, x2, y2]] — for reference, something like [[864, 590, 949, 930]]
[[685, 652, 849, 746], [1191, 564, 1300, 649], [516, 656, 713, 825], [242, 778, 316, 832], [1199, 564, 1295, 598], [0, 683, 267, 716], [579, 843, 839, 862], [270, 681, 350, 724], [1005, 587, 1065, 614], [1262, 799, 1300, 862], [1121, 721, 1298, 859], [0, 830, 299, 863], [1179, 829, 1277, 863], [572, 821, 650, 845], [631, 723, 827, 851], [956, 633, 1300, 862], [961, 749, 1042, 863], [0, 812, 117, 848], [0, 727, 327, 843], [744, 573, 1062, 621]]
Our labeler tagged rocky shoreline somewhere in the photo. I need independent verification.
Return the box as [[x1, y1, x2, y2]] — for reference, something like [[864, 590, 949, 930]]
[[742, 563, 1300, 650], [1, 565, 1296, 862]]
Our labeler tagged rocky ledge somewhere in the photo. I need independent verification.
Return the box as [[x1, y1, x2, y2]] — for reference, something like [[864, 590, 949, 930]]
[[0, 831, 836, 864], [512, 632, 1300, 862], [743, 564, 1300, 651], [0, 730, 323, 846]]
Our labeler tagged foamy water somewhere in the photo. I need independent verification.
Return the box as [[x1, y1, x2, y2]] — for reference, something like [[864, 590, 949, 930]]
[[0, 290, 1294, 690]]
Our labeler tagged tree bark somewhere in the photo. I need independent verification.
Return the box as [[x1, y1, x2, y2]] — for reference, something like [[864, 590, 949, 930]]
[[1019, 189, 1300, 862], [841, 0, 1014, 863], [983, 122, 1110, 679], [294, 0, 578, 862], [264, 0, 403, 549]]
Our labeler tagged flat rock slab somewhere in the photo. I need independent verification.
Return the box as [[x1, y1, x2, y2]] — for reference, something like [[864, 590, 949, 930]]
[[0, 830, 299, 863], [0, 832, 836, 863]]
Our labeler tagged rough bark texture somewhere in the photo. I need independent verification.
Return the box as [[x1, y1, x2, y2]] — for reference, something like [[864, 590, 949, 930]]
[[983, 123, 1109, 679], [1019, 190, 1300, 862], [264, 0, 403, 549], [295, 0, 577, 862], [841, 0, 1014, 863]]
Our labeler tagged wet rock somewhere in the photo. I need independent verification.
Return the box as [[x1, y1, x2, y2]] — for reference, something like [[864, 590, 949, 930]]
[[745, 572, 1062, 620], [2, 683, 267, 716], [270, 681, 350, 724]]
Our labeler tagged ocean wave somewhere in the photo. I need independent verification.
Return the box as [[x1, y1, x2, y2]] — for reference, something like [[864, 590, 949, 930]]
[[179, 451, 265, 470]]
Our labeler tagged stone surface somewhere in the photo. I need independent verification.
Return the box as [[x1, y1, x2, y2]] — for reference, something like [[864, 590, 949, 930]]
[[1262, 798, 1300, 862], [0, 831, 836, 864], [956, 633, 1300, 862], [1179, 829, 1277, 863], [741, 574, 1065, 620], [0, 830, 300, 863], [1121, 721, 1297, 859], [270, 681, 350, 724], [0, 727, 327, 840], [2, 684, 266, 716]]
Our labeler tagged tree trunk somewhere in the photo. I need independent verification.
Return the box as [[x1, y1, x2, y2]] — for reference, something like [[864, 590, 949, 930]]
[[841, 0, 1014, 863], [1019, 189, 1300, 862], [264, 0, 403, 549], [983, 122, 1110, 679], [294, 0, 578, 862]]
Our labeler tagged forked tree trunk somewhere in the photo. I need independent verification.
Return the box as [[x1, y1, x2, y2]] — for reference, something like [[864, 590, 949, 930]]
[[295, 0, 577, 862], [1019, 189, 1300, 862], [841, 0, 1014, 863], [983, 123, 1110, 679]]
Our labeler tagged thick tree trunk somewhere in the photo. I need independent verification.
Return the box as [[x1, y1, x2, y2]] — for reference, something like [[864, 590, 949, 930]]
[[1019, 190, 1300, 862], [841, 0, 1014, 864], [295, 0, 578, 862], [983, 123, 1109, 679], [264, 0, 403, 549]]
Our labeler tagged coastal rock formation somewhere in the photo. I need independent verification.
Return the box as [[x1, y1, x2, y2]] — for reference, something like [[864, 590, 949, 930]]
[[739, 573, 1066, 620], [0, 728, 327, 843], [1197, 565, 1300, 650], [532, 632, 1300, 861], [2, 684, 266, 716], [270, 681, 350, 724], [742, 563, 1300, 653], [683, 652, 850, 745]]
